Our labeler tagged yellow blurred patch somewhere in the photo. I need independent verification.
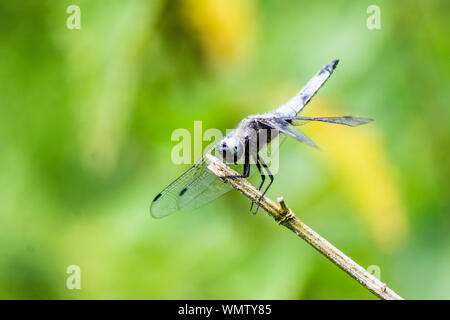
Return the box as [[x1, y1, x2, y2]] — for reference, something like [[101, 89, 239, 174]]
[[306, 102, 409, 251], [181, 0, 256, 68]]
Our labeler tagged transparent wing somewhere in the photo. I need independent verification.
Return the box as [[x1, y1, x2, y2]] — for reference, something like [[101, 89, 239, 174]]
[[257, 118, 319, 149], [151, 158, 214, 218], [151, 156, 237, 219], [150, 145, 260, 219], [285, 116, 373, 127]]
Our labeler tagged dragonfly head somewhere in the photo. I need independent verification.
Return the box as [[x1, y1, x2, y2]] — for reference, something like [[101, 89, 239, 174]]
[[218, 136, 244, 163]]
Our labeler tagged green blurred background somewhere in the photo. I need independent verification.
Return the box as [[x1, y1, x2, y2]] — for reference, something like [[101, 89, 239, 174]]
[[0, 0, 449, 299]]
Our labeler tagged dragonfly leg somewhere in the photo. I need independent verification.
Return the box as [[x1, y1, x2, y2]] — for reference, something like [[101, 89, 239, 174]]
[[224, 137, 250, 178], [250, 155, 265, 211], [252, 154, 274, 215]]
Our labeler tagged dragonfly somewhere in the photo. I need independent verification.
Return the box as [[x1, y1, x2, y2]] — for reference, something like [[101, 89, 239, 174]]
[[151, 59, 373, 218]]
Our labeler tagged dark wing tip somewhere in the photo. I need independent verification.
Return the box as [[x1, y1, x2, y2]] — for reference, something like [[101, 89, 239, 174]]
[[150, 193, 163, 219], [153, 192, 162, 201]]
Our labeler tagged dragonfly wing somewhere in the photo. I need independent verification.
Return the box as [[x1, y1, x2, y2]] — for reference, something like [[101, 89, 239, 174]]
[[150, 150, 255, 218], [151, 159, 209, 218], [257, 118, 319, 149], [286, 116, 373, 127], [176, 164, 234, 212]]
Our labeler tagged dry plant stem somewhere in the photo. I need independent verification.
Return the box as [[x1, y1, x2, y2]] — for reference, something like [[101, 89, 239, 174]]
[[206, 154, 403, 300]]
